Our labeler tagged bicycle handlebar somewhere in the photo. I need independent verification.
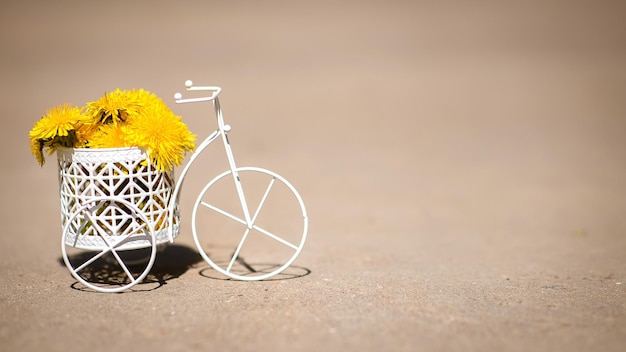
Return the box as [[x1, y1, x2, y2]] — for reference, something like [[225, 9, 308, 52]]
[[174, 80, 222, 104]]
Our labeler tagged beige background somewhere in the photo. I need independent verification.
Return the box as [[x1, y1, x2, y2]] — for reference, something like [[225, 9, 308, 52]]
[[1, 0, 625, 351]]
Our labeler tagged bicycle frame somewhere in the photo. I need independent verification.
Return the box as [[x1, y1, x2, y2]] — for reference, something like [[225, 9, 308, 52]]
[[166, 82, 252, 242]]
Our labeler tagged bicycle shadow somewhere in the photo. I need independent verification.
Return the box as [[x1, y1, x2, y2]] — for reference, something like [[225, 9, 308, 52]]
[[59, 245, 311, 292], [58, 244, 203, 293], [198, 256, 311, 281]]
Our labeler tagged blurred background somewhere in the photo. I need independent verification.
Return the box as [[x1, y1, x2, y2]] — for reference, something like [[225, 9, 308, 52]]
[[3, 0, 624, 257], [1, 0, 625, 350]]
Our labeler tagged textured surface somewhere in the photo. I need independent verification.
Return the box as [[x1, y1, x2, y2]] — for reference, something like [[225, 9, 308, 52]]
[[1, 0, 625, 351]]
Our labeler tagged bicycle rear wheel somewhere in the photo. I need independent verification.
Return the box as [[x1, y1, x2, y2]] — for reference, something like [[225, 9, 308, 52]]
[[192, 167, 308, 280], [61, 197, 157, 292]]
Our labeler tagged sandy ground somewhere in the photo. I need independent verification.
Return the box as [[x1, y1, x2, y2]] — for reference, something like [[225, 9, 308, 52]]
[[1, 0, 625, 351]]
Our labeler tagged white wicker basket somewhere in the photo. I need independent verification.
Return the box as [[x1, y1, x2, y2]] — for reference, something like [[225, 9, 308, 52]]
[[57, 147, 180, 250]]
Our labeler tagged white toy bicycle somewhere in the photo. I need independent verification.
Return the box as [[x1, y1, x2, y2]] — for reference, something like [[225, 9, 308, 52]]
[[60, 81, 308, 292]]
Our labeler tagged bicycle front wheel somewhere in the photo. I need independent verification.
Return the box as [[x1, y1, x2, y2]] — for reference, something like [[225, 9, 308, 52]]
[[192, 167, 308, 280]]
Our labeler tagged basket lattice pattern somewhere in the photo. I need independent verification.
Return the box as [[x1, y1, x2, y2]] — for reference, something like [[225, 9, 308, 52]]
[[57, 147, 179, 250]]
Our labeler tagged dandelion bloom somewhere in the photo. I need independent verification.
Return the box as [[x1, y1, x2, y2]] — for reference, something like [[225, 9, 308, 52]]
[[124, 104, 196, 172], [86, 89, 143, 126], [30, 104, 87, 140], [88, 124, 129, 149], [73, 123, 99, 148], [29, 104, 90, 165]]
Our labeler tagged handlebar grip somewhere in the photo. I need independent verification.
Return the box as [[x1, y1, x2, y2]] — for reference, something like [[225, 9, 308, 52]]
[[174, 81, 222, 104]]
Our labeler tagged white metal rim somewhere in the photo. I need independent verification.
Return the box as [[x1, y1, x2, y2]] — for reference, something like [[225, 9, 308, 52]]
[[192, 166, 308, 281]]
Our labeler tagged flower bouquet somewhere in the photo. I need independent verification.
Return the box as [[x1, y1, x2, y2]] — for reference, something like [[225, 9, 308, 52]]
[[29, 89, 195, 249]]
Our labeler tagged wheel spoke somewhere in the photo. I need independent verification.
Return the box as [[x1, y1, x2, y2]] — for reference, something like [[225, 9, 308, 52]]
[[251, 223, 299, 250], [199, 201, 246, 225], [73, 248, 111, 273], [226, 228, 252, 273], [99, 234, 136, 282], [249, 177, 275, 226], [71, 217, 92, 247], [247, 177, 299, 250]]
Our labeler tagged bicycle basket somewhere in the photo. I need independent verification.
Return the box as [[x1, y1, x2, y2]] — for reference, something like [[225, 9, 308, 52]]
[[57, 147, 180, 250]]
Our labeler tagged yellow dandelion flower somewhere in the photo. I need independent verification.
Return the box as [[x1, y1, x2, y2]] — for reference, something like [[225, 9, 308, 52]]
[[133, 89, 167, 110], [28, 104, 89, 165], [89, 124, 129, 149], [123, 105, 195, 172], [86, 89, 143, 126], [74, 122, 99, 148], [29, 104, 88, 140]]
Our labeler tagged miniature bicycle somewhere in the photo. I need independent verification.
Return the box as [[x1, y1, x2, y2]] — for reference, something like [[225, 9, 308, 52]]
[[60, 81, 308, 292]]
